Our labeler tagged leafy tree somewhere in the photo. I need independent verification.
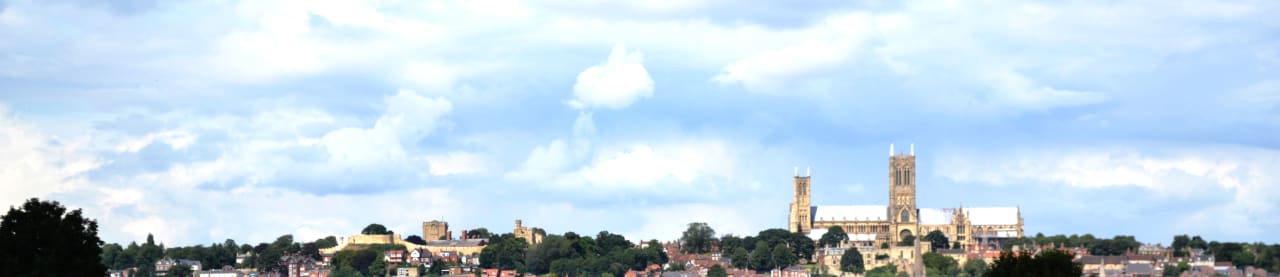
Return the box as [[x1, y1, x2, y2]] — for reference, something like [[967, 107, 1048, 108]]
[[771, 244, 796, 269], [405, 235, 428, 245], [0, 198, 108, 276], [170, 264, 194, 277], [924, 230, 949, 252], [731, 248, 750, 269], [427, 258, 446, 276], [362, 223, 391, 235], [962, 259, 987, 277], [840, 247, 865, 274], [480, 233, 529, 270], [316, 236, 340, 249], [749, 241, 772, 270], [866, 263, 897, 277], [681, 222, 716, 254], [984, 249, 1080, 277], [898, 234, 916, 246], [922, 252, 958, 277], [708, 264, 728, 277], [333, 266, 366, 277], [881, 242, 890, 249], [1171, 235, 1190, 257], [1189, 236, 1207, 250], [787, 232, 816, 262], [334, 249, 378, 275], [370, 258, 389, 277], [467, 228, 491, 240], [818, 226, 848, 248]]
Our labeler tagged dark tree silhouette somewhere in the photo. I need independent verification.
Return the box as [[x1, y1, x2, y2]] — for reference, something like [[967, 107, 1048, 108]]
[[0, 198, 108, 276]]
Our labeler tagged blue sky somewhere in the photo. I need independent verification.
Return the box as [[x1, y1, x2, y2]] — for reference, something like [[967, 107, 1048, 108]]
[[1, 0, 1278, 246]]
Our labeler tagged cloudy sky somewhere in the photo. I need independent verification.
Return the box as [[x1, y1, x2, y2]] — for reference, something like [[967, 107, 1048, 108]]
[[2, 0, 1278, 247]]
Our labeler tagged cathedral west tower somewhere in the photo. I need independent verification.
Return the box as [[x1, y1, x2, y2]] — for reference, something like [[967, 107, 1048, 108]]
[[788, 168, 813, 233]]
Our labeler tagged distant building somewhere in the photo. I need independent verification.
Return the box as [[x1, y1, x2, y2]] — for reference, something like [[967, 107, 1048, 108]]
[[196, 269, 245, 277], [513, 219, 543, 245], [423, 220, 449, 241], [788, 146, 1024, 273], [156, 257, 203, 275]]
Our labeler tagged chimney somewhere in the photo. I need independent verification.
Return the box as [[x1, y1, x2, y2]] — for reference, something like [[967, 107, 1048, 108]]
[[461, 229, 469, 240], [448, 231, 453, 240]]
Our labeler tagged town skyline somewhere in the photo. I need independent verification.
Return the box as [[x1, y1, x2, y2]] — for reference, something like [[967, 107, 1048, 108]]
[[2, 0, 1278, 249]]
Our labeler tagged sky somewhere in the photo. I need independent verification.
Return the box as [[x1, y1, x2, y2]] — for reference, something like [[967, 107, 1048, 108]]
[[1, 0, 1278, 247]]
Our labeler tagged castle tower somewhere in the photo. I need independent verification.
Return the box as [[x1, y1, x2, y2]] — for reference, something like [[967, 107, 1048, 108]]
[[788, 167, 813, 234], [422, 220, 448, 241], [889, 144, 918, 244]]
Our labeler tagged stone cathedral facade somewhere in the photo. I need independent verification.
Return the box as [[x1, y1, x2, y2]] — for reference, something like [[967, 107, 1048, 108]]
[[788, 145, 1025, 251]]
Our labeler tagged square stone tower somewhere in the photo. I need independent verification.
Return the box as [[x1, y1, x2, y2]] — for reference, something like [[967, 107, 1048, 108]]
[[422, 220, 448, 241], [789, 170, 812, 234], [889, 144, 918, 244]]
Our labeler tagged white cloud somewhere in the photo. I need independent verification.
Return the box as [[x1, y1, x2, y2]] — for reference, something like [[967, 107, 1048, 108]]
[[983, 70, 1106, 111], [425, 152, 491, 176], [569, 140, 737, 190], [935, 145, 1279, 237], [0, 106, 103, 208], [114, 130, 198, 153], [567, 44, 655, 110], [712, 13, 873, 93]]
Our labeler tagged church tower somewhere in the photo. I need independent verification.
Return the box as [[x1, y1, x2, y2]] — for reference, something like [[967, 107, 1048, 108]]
[[789, 167, 813, 234], [889, 144, 918, 243]]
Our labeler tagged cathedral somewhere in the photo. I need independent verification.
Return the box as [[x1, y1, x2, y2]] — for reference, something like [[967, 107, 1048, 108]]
[[788, 144, 1024, 251]]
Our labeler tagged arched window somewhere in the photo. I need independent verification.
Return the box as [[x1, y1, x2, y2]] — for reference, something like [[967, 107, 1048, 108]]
[[899, 209, 910, 222]]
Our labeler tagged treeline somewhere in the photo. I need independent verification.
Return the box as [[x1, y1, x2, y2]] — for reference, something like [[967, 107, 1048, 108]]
[[717, 228, 815, 271], [1002, 233, 1140, 256], [1169, 234, 1280, 273], [1004, 233, 1280, 273], [479, 230, 669, 277], [101, 233, 341, 274]]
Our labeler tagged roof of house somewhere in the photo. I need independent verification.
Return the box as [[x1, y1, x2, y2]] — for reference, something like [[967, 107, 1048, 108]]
[[1125, 264, 1153, 274], [812, 205, 886, 222], [426, 239, 487, 247], [965, 207, 1019, 225]]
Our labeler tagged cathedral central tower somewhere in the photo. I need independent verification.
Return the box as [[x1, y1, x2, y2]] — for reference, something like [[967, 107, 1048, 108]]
[[889, 144, 918, 243]]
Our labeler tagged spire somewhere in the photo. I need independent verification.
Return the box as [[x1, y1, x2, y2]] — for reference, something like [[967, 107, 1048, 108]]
[[806, 166, 811, 177], [910, 143, 915, 156], [890, 143, 895, 156], [794, 166, 798, 177]]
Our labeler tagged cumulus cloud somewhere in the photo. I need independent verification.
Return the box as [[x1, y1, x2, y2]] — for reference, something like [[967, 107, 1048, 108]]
[[567, 44, 655, 110], [935, 145, 1279, 238], [0, 106, 102, 209], [712, 13, 873, 93]]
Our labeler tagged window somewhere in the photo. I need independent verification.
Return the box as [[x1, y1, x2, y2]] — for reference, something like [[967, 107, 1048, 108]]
[[900, 209, 910, 222]]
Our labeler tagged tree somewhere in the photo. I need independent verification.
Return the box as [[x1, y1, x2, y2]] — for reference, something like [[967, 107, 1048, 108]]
[[922, 252, 958, 277], [467, 228, 491, 240], [405, 235, 428, 245], [731, 248, 750, 269], [750, 241, 772, 270], [771, 244, 796, 269], [362, 224, 391, 235], [1171, 235, 1190, 257], [681, 222, 716, 254], [819, 226, 848, 248], [0, 198, 108, 276], [708, 264, 728, 277], [316, 236, 340, 249], [924, 230, 949, 252], [480, 233, 529, 270], [170, 264, 194, 277], [898, 234, 916, 246], [866, 263, 897, 277], [962, 259, 987, 277], [333, 266, 366, 277], [840, 247, 865, 274], [984, 250, 1081, 277], [370, 258, 389, 277]]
